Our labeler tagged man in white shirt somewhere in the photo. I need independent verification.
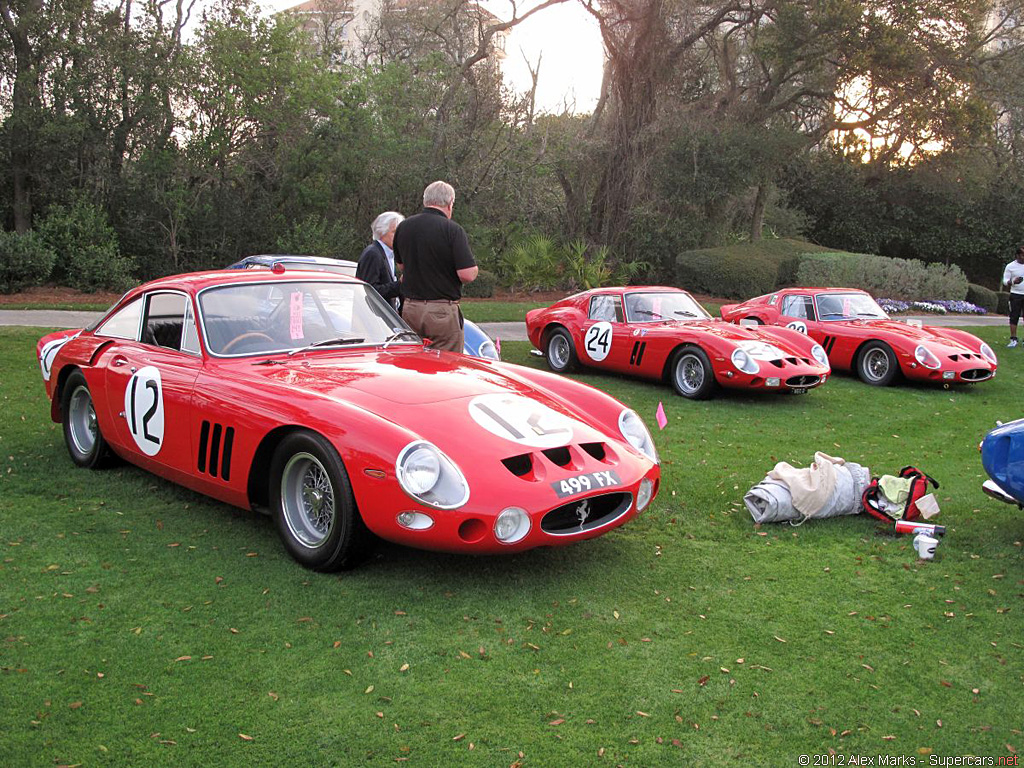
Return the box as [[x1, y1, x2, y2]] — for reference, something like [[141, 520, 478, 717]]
[[1003, 247, 1024, 347]]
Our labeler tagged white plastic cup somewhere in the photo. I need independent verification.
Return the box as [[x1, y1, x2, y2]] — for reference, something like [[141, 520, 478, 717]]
[[913, 533, 938, 560]]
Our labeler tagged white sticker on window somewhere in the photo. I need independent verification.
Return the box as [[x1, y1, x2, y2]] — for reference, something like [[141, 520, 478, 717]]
[[583, 321, 612, 362], [124, 366, 164, 456], [468, 394, 575, 449], [786, 321, 808, 334]]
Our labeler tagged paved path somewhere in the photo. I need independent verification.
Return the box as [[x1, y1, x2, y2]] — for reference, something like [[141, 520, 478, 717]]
[[0, 309, 1007, 343]]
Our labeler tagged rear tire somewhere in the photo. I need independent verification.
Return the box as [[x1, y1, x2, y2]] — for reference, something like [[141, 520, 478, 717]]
[[544, 328, 578, 373], [670, 346, 718, 399], [61, 370, 113, 469], [270, 430, 371, 571], [857, 341, 899, 386]]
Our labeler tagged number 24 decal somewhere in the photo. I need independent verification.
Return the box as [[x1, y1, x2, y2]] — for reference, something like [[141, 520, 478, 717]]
[[584, 321, 612, 362], [124, 366, 165, 457]]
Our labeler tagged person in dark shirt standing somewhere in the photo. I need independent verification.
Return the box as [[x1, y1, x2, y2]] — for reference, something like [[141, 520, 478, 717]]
[[393, 180, 478, 351], [356, 211, 404, 312]]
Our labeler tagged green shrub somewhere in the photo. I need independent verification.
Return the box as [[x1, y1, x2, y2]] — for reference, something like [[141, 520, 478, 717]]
[[967, 283, 998, 313], [275, 216, 362, 261], [37, 201, 134, 291], [495, 235, 562, 292], [795, 253, 968, 300], [676, 250, 779, 299], [0, 231, 56, 294], [462, 268, 497, 298]]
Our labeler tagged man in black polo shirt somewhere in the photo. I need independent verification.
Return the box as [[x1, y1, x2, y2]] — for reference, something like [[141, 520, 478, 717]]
[[393, 180, 478, 351]]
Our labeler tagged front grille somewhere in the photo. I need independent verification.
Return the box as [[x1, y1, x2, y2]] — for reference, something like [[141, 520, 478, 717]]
[[961, 368, 994, 382], [541, 492, 632, 535], [786, 374, 821, 387]]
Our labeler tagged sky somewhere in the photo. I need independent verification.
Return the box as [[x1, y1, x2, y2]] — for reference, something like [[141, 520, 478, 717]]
[[257, 0, 606, 114]]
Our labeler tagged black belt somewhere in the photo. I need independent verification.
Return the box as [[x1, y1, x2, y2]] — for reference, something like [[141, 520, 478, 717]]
[[405, 298, 460, 304]]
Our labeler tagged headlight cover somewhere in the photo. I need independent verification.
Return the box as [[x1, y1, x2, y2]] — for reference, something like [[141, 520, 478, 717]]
[[396, 441, 469, 509], [810, 343, 830, 368], [476, 339, 500, 361], [731, 347, 758, 375], [980, 342, 997, 365], [914, 345, 941, 370], [618, 409, 659, 464]]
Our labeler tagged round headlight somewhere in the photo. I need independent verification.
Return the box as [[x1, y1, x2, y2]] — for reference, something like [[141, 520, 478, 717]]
[[914, 345, 941, 370], [980, 342, 997, 365], [401, 446, 440, 494], [494, 507, 530, 544], [731, 348, 758, 375], [618, 409, 658, 464], [810, 343, 830, 368], [477, 340, 499, 361], [395, 441, 469, 509]]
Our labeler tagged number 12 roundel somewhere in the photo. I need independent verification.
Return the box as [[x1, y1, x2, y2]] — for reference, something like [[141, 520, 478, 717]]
[[124, 366, 165, 456]]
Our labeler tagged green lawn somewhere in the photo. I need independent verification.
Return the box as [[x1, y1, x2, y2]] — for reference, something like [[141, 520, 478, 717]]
[[1, 326, 1021, 766]]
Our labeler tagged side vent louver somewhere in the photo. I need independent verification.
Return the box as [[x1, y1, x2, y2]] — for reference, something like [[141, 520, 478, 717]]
[[198, 420, 235, 481]]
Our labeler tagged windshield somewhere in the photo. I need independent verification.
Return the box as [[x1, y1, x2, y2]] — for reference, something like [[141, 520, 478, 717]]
[[624, 291, 711, 322], [199, 280, 418, 356], [814, 292, 888, 321]]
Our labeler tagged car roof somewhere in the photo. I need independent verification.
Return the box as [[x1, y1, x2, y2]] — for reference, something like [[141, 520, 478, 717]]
[[131, 268, 363, 296]]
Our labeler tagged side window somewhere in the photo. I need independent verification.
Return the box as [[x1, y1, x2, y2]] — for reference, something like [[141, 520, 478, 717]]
[[588, 295, 623, 323], [95, 298, 143, 340], [780, 295, 815, 320], [181, 302, 201, 355], [143, 293, 188, 351]]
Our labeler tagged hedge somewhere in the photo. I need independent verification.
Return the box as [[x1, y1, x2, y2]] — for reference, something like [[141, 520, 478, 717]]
[[967, 283, 998, 313]]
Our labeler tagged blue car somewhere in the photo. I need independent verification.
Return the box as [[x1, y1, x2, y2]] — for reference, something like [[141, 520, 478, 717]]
[[980, 418, 1024, 507], [226, 255, 499, 361]]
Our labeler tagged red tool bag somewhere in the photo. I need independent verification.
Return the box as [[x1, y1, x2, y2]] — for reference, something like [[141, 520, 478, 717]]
[[861, 466, 940, 522]]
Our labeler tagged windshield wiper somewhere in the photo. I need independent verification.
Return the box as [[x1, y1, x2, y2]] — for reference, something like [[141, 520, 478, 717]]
[[287, 336, 366, 356], [673, 310, 699, 318], [383, 330, 421, 350]]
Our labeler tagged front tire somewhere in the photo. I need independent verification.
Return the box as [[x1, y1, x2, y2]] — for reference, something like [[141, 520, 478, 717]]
[[61, 370, 113, 469], [857, 341, 899, 386], [544, 328, 578, 373], [270, 431, 370, 571], [670, 346, 718, 399]]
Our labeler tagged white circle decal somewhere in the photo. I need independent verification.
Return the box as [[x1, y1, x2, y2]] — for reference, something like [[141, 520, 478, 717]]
[[124, 366, 165, 456], [786, 321, 808, 334], [468, 394, 575, 449], [583, 321, 613, 362]]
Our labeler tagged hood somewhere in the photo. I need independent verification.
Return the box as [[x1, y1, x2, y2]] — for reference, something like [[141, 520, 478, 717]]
[[837, 319, 979, 351]]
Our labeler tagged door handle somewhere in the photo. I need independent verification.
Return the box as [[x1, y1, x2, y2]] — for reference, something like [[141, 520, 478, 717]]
[[111, 356, 128, 367]]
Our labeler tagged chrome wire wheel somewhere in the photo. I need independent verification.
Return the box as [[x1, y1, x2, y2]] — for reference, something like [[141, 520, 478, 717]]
[[68, 385, 98, 456], [546, 330, 574, 371], [863, 348, 890, 381], [280, 451, 336, 548], [857, 342, 898, 386], [674, 353, 705, 395]]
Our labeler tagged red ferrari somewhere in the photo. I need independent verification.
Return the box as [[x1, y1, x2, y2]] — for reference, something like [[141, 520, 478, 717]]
[[525, 287, 831, 399], [720, 287, 998, 386], [37, 270, 660, 570]]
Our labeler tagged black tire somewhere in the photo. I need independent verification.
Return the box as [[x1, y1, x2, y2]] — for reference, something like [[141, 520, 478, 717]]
[[544, 327, 578, 373], [857, 341, 899, 386], [270, 430, 370, 571], [60, 370, 113, 469], [670, 346, 718, 399]]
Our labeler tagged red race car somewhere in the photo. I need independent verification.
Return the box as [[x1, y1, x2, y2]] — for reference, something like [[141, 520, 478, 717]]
[[525, 287, 831, 399], [720, 287, 998, 387], [37, 270, 660, 570]]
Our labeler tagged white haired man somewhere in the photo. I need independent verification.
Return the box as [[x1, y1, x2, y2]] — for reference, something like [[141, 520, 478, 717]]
[[356, 211, 405, 311], [393, 181, 478, 351]]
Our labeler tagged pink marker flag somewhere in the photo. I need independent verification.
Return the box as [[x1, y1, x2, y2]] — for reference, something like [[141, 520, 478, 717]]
[[655, 401, 668, 430], [495, 337, 501, 355]]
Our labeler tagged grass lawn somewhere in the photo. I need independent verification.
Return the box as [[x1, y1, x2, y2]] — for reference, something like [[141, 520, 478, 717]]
[[1, 325, 1022, 766]]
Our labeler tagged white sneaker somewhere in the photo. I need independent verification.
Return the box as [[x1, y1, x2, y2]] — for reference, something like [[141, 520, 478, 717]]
[[1009, 338, 1019, 348]]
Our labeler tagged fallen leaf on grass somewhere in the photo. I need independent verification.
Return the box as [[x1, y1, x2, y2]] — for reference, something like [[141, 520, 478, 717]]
[[549, 719, 564, 726], [698, 675, 710, 686], [268, 692, 279, 701], [862, 664, 874, 672], [773, 636, 787, 643], [452, 733, 466, 741], [174, 656, 191, 662], [636, 711, 650, 718], [399, 664, 410, 672], [364, 686, 374, 694], [238, 733, 253, 741], [69, 701, 82, 710]]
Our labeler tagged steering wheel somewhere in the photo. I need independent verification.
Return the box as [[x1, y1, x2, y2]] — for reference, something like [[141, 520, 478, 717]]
[[222, 332, 275, 354]]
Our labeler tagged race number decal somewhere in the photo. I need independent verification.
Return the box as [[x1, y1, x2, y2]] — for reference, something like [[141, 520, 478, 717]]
[[583, 321, 613, 362], [468, 394, 575, 449], [39, 333, 78, 381], [124, 366, 164, 456], [785, 321, 808, 334]]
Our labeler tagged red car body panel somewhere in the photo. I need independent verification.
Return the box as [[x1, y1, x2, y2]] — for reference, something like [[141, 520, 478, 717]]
[[38, 270, 659, 556], [720, 287, 997, 385], [526, 286, 830, 393]]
